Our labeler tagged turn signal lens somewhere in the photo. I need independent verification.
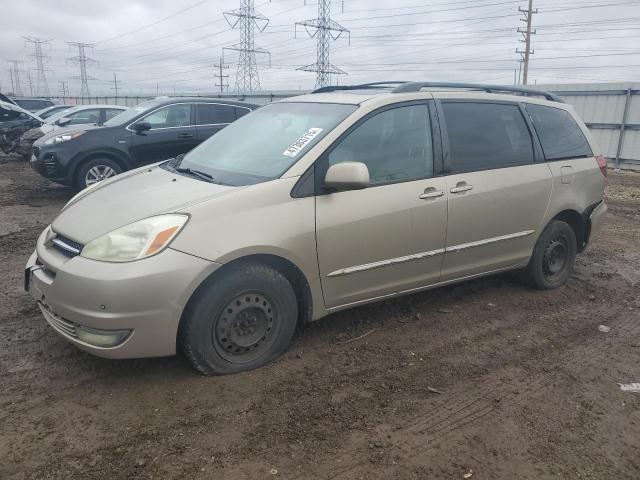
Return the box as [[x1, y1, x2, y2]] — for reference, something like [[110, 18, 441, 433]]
[[596, 155, 608, 177]]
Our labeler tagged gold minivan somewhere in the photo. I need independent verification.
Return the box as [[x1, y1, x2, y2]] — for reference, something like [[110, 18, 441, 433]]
[[25, 82, 608, 374]]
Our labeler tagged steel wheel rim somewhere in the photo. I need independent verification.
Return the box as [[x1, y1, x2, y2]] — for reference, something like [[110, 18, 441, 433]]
[[212, 292, 277, 363], [543, 235, 568, 277], [85, 164, 116, 186]]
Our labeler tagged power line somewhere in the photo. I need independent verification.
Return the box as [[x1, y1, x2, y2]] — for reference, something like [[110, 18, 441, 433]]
[[214, 57, 230, 92], [67, 42, 97, 96], [223, 0, 271, 92], [23, 37, 52, 96], [295, 0, 350, 88]]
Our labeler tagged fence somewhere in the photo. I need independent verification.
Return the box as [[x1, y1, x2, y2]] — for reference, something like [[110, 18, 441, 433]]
[[52, 83, 640, 171]]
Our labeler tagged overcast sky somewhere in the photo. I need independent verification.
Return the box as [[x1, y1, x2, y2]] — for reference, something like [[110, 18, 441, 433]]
[[2, 0, 639, 96]]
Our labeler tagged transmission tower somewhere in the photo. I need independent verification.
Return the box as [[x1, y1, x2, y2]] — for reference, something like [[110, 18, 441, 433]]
[[23, 37, 52, 96], [295, 0, 350, 88], [223, 0, 270, 93], [66, 42, 97, 96], [516, 0, 537, 85], [7, 60, 24, 96], [214, 57, 230, 92]]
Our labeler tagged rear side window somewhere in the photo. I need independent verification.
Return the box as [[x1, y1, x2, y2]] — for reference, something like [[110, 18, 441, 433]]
[[196, 103, 237, 125], [525, 104, 592, 160], [441, 102, 534, 173]]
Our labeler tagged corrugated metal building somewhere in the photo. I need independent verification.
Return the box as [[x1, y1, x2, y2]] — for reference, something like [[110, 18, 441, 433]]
[[539, 83, 640, 170]]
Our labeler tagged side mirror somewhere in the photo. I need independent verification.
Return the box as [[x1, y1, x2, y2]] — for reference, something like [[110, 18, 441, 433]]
[[324, 161, 370, 192], [132, 121, 152, 133], [55, 117, 71, 126]]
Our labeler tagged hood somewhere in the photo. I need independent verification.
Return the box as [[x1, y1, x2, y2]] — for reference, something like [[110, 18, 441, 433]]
[[52, 164, 241, 244], [35, 123, 101, 145]]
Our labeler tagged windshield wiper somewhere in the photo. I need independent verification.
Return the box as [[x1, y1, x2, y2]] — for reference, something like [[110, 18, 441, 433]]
[[175, 166, 215, 183]]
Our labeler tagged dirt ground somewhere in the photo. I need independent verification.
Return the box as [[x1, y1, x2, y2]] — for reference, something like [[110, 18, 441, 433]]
[[1, 154, 639, 480]]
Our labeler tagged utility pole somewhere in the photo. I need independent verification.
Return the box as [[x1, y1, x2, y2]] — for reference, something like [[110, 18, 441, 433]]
[[58, 80, 70, 101], [516, 0, 537, 85], [23, 37, 52, 96], [295, 0, 350, 89], [7, 60, 24, 96], [66, 41, 97, 96], [111, 73, 121, 96], [26, 71, 35, 96], [223, 0, 270, 93], [214, 57, 230, 92]]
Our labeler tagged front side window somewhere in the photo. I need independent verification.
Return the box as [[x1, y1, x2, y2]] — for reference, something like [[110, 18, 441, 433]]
[[142, 104, 192, 129], [442, 102, 534, 173], [196, 103, 236, 125], [180, 102, 357, 186], [525, 104, 592, 160], [328, 104, 434, 184], [67, 108, 101, 125]]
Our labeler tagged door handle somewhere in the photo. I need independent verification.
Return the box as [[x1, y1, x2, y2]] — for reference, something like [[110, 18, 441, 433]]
[[177, 133, 194, 139], [450, 182, 473, 194], [419, 188, 444, 199]]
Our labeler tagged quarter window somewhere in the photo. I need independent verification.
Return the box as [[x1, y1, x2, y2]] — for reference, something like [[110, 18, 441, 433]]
[[196, 103, 237, 125], [142, 104, 192, 129], [442, 102, 534, 173], [525, 104, 592, 160], [328, 104, 434, 185]]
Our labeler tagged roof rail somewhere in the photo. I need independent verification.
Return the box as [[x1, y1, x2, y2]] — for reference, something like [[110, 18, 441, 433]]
[[392, 82, 564, 103], [311, 81, 409, 94]]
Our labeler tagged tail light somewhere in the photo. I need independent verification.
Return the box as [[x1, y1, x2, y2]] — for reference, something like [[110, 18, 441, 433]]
[[596, 155, 607, 177]]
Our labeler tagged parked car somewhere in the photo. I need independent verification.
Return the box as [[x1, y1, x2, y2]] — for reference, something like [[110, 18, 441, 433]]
[[11, 97, 55, 112], [19, 104, 127, 160], [25, 82, 607, 375], [35, 104, 75, 120], [30, 97, 258, 189], [0, 100, 43, 154]]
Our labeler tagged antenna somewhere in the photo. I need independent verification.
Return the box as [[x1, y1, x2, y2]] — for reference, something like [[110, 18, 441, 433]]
[[295, 0, 350, 89], [223, 0, 271, 93]]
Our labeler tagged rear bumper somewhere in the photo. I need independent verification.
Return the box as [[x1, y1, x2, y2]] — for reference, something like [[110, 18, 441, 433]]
[[25, 229, 220, 358], [587, 200, 607, 246]]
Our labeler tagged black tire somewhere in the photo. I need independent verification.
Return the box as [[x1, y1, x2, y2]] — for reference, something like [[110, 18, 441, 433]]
[[524, 220, 577, 290], [75, 157, 123, 190], [180, 262, 298, 375]]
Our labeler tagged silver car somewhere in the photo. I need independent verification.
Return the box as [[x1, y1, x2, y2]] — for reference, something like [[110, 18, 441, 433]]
[[25, 82, 608, 374]]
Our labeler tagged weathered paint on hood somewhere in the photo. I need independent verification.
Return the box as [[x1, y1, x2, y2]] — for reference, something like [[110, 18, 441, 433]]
[[51, 164, 240, 244]]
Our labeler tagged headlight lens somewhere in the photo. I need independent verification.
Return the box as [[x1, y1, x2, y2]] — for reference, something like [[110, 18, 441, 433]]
[[44, 130, 85, 145], [81, 214, 189, 262]]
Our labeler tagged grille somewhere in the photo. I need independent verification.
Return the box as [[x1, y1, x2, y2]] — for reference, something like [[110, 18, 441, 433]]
[[43, 154, 57, 176], [52, 234, 84, 258], [39, 303, 77, 339]]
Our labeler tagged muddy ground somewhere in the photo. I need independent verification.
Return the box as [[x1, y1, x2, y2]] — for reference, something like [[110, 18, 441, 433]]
[[1, 154, 639, 480]]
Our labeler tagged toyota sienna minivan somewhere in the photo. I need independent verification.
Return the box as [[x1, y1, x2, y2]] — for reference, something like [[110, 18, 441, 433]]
[[25, 82, 608, 375]]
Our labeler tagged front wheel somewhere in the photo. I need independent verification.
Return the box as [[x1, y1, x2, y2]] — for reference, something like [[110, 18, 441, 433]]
[[76, 157, 123, 190], [180, 263, 298, 375], [523, 220, 577, 290]]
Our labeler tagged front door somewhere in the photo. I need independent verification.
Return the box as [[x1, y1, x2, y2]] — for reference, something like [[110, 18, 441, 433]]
[[438, 101, 553, 281], [315, 102, 448, 308], [129, 103, 198, 165]]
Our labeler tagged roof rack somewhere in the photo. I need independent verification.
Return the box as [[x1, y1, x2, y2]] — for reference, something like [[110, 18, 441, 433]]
[[391, 82, 564, 103], [311, 81, 409, 94]]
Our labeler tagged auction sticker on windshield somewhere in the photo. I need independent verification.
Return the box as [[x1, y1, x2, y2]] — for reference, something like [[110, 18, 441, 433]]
[[282, 128, 323, 157]]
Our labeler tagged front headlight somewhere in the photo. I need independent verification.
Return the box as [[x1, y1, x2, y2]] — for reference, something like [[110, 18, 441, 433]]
[[44, 130, 85, 145], [81, 214, 189, 262]]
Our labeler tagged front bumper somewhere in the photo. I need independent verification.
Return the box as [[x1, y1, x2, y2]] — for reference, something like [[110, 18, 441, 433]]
[[25, 228, 220, 358], [30, 145, 75, 185]]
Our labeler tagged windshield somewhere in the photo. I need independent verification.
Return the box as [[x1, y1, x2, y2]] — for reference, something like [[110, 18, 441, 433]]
[[103, 100, 162, 127], [179, 102, 357, 186]]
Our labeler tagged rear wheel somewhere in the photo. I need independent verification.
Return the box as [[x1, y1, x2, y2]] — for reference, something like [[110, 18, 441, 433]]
[[180, 263, 298, 375], [524, 220, 577, 290], [76, 157, 123, 190]]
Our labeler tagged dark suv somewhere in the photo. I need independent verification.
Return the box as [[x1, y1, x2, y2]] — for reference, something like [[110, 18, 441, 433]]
[[31, 97, 258, 189]]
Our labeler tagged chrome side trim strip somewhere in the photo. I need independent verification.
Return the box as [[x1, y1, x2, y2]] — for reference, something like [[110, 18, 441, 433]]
[[326, 230, 534, 278], [445, 230, 534, 252], [327, 248, 446, 277], [51, 238, 81, 255]]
